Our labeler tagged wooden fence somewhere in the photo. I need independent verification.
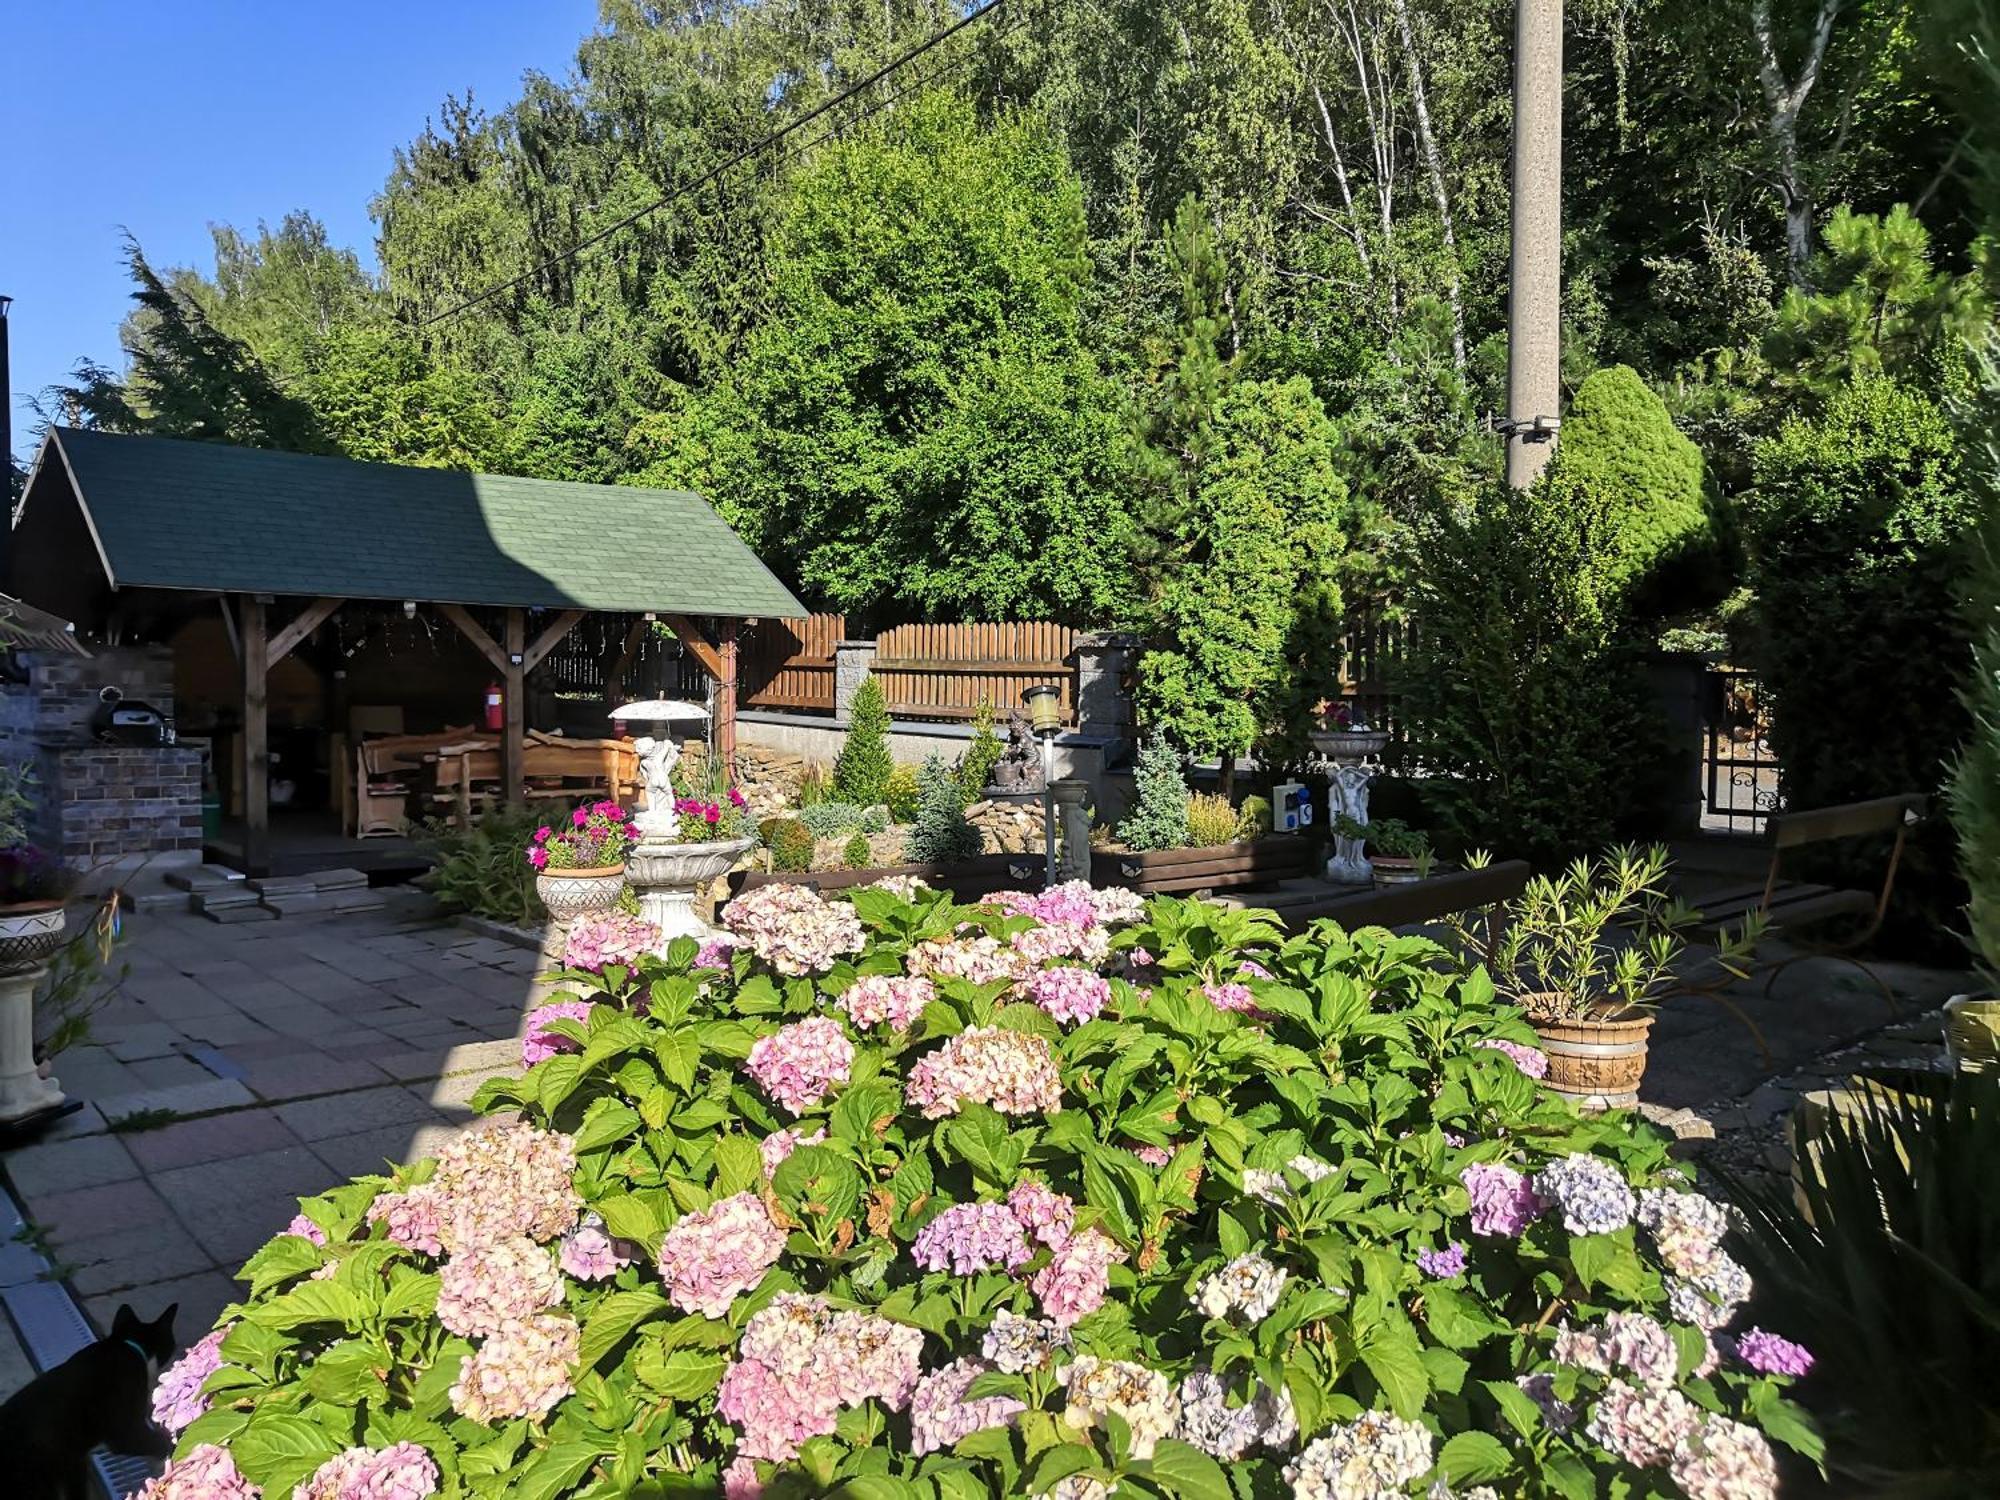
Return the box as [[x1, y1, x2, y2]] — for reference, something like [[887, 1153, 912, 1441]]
[[738, 613, 845, 712], [874, 620, 1076, 723], [1335, 609, 1410, 738]]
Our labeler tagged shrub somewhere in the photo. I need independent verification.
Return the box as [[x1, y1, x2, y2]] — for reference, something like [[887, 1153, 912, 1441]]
[[1117, 740, 1191, 850], [1549, 364, 1714, 603], [884, 763, 921, 822], [796, 762, 833, 807], [799, 801, 869, 839], [833, 676, 895, 807], [766, 818, 815, 872], [842, 831, 874, 869], [902, 753, 981, 864], [955, 703, 1006, 805], [1236, 793, 1273, 840], [1747, 378, 1974, 938], [1402, 480, 1663, 866], [1184, 791, 1241, 848], [418, 808, 545, 926], [159, 885, 1820, 1500], [1730, 1071, 2000, 1487]]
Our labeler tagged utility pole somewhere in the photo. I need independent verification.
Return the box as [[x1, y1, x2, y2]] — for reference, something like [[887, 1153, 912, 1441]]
[[1503, 0, 1563, 489]]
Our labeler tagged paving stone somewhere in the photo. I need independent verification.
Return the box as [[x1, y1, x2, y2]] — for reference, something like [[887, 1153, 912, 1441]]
[[101, 1023, 187, 1062], [2, 1134, 140, 1198], [122, 1109, 303, 1173], [440, 1038, 523, 1077], [181, 1195, 314, 1266], [0, 1311, 37, 1403], [175, 1014, 277, 1047], [87, 1269, 241, 1345], [63, 1220, 216, 1294], [276, 1085, 446, 1143], [49, 1048, 145, 1099], [224, 1037, 325, 1063], [97, 1079, 258, 1124], [244, 1004, 344, 1040], [407, 1072, 498, 1114], [32, 1179, 178, 1243], [0, 1240, 48, 1289], [126, 1054, 220, 1091], [242, 1054, 390, 1103], [151, 1146, 335, 1216], [370, 1047, 461, 1084], [310, 1120, 472, 1180]]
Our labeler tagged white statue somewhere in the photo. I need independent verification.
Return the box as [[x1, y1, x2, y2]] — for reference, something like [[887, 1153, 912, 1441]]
[[1325, 762, 1375, 885], [633, 735, 681, 840]]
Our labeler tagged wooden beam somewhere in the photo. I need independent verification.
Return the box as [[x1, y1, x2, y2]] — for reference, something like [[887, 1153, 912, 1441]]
[[503, 609, 526, 808], [241, 595, 270, 876], [662, 614, 725, 681], [718, 618, 739, 778], [523, 609, 587, 675], [268, 597, 344, 666], [437, 603, 509, 675]]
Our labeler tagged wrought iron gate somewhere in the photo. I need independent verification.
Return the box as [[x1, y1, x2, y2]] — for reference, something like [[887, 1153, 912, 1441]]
[[1700, 666, 1783, 833]]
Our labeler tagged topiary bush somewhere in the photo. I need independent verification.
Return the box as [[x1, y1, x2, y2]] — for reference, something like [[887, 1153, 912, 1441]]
[[834, 676, 895, 808], [842, 830, 874, 869], [902, 753, 982, 865], [146, 882, 1820, 1500], [1117, 740, 1191, 851], [767, 818, 815, 873]]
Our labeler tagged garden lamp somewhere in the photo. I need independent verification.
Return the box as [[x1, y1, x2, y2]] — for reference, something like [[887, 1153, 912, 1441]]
[[1023, 685, 1062, 888]]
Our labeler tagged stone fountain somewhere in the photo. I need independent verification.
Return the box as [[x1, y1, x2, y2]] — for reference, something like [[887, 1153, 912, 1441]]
[[1309, 718, 1391, 886]]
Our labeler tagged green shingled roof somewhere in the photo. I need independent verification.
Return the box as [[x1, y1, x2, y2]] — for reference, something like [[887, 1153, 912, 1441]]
[[35, 428, 805, 618]]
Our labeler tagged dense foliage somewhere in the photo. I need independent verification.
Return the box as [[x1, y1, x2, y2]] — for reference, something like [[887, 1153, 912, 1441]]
[[902, 755, 982, 865], [834, 680, 896, 810], [145, 881, 1818, 1500], [1116, 743, 1192, 854], [419, 810, 546, 928]]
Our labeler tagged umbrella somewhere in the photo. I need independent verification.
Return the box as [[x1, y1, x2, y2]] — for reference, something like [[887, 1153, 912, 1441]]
[[610, 699, 711, 720]]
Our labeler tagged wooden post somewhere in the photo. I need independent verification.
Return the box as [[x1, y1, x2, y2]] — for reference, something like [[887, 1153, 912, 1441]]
[[718, 618, 739, 780], [241, 595, 270, 875], [503, 609, 526, 807]]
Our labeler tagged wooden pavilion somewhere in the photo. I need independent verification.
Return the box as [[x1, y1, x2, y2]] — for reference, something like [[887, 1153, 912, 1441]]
[[7, 429, 804, 873]]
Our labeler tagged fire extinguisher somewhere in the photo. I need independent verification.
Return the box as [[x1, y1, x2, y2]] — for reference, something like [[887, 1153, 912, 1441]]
[[483, 682, 504, 731]]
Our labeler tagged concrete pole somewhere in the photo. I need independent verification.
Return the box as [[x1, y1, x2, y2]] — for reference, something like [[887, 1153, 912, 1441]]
[[1505, 0, 1563, 490]]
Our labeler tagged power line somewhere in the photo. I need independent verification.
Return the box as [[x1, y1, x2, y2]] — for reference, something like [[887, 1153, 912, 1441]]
[[418, 0, 1014, 329]]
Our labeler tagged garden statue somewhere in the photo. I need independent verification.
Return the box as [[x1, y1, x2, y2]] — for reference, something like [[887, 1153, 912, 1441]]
[[1326, 763, 1375, 885], [985, 708, 1046, 794], [634, 735, 680, 840]]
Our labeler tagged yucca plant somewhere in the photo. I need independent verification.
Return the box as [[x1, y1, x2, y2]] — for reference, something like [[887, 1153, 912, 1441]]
[[1727, 1070, 2000, 1492]]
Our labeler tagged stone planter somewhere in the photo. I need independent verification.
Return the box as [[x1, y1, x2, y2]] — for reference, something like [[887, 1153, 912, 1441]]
[[1368, 855, 1426, 888], [1944, 993, 2000, 1074], [627, 837, 755, 942], [1530, 1008, 1655, 1110], [0, 902, 67, 1124], [1309, 728, 1391, 761], [535, 865, 627, 924]]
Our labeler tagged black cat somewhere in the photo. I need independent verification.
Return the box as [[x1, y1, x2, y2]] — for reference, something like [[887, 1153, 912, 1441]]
[[0, 1301, 178, 1500]]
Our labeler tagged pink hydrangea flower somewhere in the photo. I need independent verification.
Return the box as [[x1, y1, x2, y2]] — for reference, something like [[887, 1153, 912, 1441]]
[[561, 912, 659, 972], [1585, 1379, 1699, 1468], [151, 1325, 230, 1435], [695, 935, 740, 969], [1670, 1415, 1780, 1500], [759, 1126, 826, 1177], [905, 933, 1032, 987], [904, 1027, 1063, 1119], [722, 1456, 764, 1500], [368, 1184, 446, 1256], [1476, 1038, 1550, 1079], [1024, 966, 1112, 1026], [719, 1296, 925, 1463], [1201, 981, 1260, 1015], [909, 1358, 1026, 1455], [284, 1213, 328, 1246], [1126, 1140, 1174, 1168], [1031, 1226, 1126, 1327], [1012, 921, 1112, 967], [436, 1236, 564, 1337], [433, 1121, 581, 1252], [1007, 1180, 1075, 1248], [836, 973, 936, 1031], [558, 1211, 633, 1282], [720, 885, 864, 976], [1460, 1161, 1545, 1237], [745, 1016, 854, 1114], [911, 1202, 1032, 1275], [449, 1313, 578, 1424], [293, 1443, 440, 1500], [521, 1000, 594, 1067], [656, 1192, 787, 1318], [133, 1444, 259, 1500]]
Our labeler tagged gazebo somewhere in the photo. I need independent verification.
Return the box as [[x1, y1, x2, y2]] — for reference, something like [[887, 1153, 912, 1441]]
[[6, 429, 805, 873]]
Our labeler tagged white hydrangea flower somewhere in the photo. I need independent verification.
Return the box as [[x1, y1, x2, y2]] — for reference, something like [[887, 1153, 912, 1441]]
[[1063, 1356, 1179, 1461], [1195, 1253, 1289, 1323], [1286, 1411, 1435, 1500]]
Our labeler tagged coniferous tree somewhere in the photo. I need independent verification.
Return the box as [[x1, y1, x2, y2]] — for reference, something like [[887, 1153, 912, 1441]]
[[832, 677, 895, 807]]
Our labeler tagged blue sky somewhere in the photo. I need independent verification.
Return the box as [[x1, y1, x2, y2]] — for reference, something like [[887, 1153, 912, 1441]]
[[2, 1, 597, 464]]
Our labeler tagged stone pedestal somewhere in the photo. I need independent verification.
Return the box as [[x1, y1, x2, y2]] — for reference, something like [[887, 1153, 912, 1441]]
[[627, 837, 755, 943], [833, 642, 879, 725], [0, 960, 63, 1124], [1051, 779, 1091, 882]]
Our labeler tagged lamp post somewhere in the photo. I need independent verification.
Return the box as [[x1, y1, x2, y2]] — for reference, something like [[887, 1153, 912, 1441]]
[[1022, 684, 1063, 889]]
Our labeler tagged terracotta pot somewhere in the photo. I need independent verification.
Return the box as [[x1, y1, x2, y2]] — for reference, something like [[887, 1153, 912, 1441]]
[[1944, 994, 2000, 1074], [535, 865, 627, 923], [1530, 1006, 1655, 1110], [0, 901, 67, 969], [1369, 855, 1426, 887]]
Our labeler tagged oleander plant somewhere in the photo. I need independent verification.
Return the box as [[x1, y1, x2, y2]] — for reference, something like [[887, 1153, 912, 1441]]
[[140, 881, 1819, 1500]]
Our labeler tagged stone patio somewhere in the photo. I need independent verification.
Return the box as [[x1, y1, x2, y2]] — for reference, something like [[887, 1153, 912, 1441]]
[[0, 895, 1972, 1412]]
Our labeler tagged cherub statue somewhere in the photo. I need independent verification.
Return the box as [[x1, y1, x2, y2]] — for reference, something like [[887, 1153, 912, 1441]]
[[634, 735, 680, 839]]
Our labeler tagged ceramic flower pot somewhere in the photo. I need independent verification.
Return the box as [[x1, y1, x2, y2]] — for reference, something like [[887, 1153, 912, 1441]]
[[0, 901, 67, 969], [1944, 994, 2000, 1074], [535, 865, 627, 924], [625, 837, 756, 942], [1529, 1006, 1654, 1111]]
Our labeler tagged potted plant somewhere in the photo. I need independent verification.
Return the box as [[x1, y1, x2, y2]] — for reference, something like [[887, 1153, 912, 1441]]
[[1334, 814, 1433, 886], [0, 843, 71, 967], [1307, 699, 1390, 761], [527, 801, 637, 922], [1478, 844, 1758, 1108]]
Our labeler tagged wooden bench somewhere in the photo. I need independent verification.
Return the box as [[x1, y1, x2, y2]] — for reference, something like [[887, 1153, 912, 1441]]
[[1089, 836, 1317, 896], [1689, 792, 1926, 1008], [430, 734, 645, 825]]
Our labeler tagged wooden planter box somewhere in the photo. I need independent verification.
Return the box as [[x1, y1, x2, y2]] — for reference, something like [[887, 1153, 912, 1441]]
[[1090, 836, 1315, 895], [728, 851, 1046, 904]]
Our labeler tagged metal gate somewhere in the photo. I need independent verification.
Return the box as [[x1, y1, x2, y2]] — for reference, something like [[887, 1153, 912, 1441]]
[[1700, 666, 1783, 833]]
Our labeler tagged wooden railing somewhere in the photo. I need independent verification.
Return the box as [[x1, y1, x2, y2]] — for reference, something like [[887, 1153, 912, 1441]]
[[874, 620, 1075, 723]]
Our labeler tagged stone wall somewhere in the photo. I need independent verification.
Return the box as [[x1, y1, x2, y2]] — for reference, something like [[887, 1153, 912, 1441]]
[[0, 646, 203, 870], [965, 796, 1047, 856]]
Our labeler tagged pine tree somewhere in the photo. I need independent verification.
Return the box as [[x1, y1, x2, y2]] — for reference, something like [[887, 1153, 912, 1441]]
[[903, 754, 981, 864], [833, 676, 894, 807], [1116, 740, 1191, 851]]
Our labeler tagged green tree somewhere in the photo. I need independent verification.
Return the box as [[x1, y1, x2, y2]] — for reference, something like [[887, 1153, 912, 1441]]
[[832, 677, 894, 807], [300, 324, 506, 470], [902, 753, 982, 864]]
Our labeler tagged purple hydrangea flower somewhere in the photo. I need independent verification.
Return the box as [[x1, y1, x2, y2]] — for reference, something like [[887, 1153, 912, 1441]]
[[1731, 1327, 1814, 1378], [1417, 1241, 1467, 1279]]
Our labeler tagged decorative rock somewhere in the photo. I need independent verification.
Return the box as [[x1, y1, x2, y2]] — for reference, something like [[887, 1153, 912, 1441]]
[[964, 799, 1047, 857]]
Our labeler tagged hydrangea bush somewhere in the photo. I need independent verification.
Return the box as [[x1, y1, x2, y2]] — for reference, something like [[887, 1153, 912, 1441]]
[[141, 881, 1819, 1500]]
